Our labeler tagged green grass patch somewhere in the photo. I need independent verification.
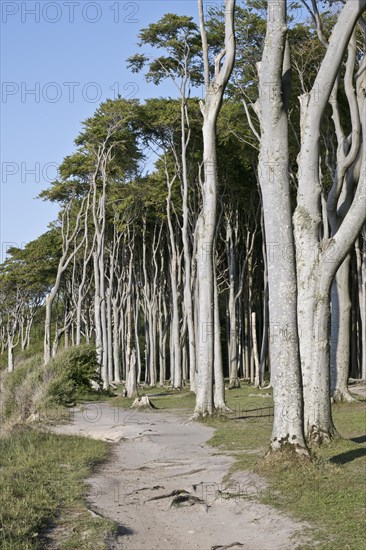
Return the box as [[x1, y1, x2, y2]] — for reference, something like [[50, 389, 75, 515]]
[[204, 385, 274, 470], [0, 427, 116, 549]]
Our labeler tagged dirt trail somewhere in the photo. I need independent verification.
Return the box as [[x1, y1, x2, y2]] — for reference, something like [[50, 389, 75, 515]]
[[51, 403, 312, 550]]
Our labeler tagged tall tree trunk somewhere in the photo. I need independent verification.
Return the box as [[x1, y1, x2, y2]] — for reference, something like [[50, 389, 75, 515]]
[[294, 0, 366, 442], [112, 297, 121, 383], [257, 0, 307, 453], [166, 176, 182, 389], [194, 0, 235, 417]]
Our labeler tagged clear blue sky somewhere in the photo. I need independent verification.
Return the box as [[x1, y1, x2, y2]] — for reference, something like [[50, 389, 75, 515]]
[[1, 0, 207, 261]]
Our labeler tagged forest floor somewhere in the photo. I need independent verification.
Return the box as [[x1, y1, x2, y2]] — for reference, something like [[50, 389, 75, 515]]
[[48, 401, 313, 550]]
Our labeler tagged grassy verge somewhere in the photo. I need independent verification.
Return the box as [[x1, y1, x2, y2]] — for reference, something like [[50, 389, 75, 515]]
[[0, 427, 116, 549]]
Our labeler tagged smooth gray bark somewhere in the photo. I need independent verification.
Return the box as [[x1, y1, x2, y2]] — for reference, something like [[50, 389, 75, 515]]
[[257, 0, 307, 453]]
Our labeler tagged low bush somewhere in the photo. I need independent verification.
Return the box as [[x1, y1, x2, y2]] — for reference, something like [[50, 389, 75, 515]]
[[45, 344, 102, 406]]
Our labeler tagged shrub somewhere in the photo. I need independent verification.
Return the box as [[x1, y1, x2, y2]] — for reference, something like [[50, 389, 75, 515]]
[[45, 344, 102, 406]]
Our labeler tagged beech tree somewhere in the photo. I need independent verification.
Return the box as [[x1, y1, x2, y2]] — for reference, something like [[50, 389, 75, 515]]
[[294, 0, 366, 442], [256, 0, 308, 454], [193, 0, 236, 416]]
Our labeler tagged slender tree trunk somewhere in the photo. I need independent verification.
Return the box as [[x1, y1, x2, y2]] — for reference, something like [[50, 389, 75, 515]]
[[166, 178, 182, 389], [227, 219, 240, 388], [252, 311, 260, 388], [194, 0, 235, 417], [330, 256, 355, 401], [213, 260, 227, 410], [356, 232, 366, 379], [112, 297, 121, 383]]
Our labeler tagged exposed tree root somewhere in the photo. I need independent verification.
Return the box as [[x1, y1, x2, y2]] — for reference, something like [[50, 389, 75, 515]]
[[189, 409, 213, 421], [332, 389, 356, 403], [145, 489, 190, 502], [170, 494, 208, 511], [167, 468, 206, 479], [214, 403, 233, 413], [125, 485, 164, 496], [211, 543, 244, 550]]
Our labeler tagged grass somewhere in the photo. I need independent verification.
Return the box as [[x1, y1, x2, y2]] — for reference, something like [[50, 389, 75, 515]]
[[0, 427, 116, 549], [262, 400, 366, 550]]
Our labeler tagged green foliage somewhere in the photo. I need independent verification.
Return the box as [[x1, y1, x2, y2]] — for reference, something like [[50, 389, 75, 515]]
[[46, 344, 101, 405], [127, 13, 202, 85], [0, 427, 113, 549], [40, 98, 142, 205], [0, 230, 61, 297]]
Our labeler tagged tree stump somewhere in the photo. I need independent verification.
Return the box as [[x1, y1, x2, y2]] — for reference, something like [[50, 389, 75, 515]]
[[131, 396, 156, 409]]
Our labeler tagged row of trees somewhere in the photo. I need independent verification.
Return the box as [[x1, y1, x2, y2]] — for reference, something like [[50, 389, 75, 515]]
[[1, 0, 365, 454]]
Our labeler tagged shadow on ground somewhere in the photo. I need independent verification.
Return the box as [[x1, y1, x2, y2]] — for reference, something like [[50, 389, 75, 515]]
[[329, 447, 366, 465]]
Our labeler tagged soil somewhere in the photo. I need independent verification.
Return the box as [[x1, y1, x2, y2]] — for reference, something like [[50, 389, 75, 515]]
[[50, 403, 313, 549]]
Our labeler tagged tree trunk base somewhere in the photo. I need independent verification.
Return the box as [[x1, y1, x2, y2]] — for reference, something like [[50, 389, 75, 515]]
[[266, 443, 310, 461], [307, 425, 335, 446], [228, 378, 240, 389], [214, 403, 232, 413], [190, 407, 214, 420], [332, 388, 356, 403]]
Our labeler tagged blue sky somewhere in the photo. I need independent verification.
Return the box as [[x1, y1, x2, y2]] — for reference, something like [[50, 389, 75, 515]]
[[0, 0, 211, 260]]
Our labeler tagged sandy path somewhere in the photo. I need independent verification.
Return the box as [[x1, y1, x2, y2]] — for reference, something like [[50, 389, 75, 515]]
[[51, 403, 311, 550]]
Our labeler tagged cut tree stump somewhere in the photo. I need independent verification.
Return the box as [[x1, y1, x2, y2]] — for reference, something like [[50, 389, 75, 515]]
[[131, 396, 156, 409]]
